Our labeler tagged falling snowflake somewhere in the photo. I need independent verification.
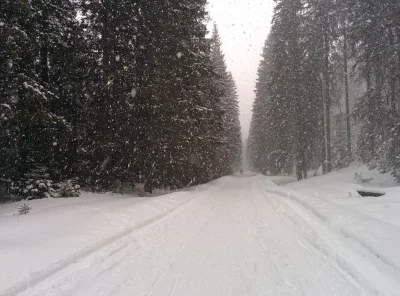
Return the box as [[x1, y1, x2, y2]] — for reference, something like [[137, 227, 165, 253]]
[[115, 55, 121, 62], [177, 52, 183, 59], [131, 88, 137, 98], [100, 158, 110, 170]]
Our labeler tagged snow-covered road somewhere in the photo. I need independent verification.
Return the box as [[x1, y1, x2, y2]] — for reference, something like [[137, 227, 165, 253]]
[[3, 174, 400, 296]]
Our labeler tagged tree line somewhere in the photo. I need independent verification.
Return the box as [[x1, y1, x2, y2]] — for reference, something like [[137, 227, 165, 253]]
[[0, 0, 241, 198], [248, 0, 400, 181]]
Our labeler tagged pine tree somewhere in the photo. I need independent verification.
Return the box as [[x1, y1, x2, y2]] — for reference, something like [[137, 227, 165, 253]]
[[2, 0, 241, 199], [224, 72, 242, 172], [345, 0, 400, 180], [0, 0, 70, 188], [80, 0, 138, 189], [130, 0, 229, 192], [210, 24, 242, 175], [32, 0, 90, 179], [248, 0, 325, 179], [248, 32, 294, 175], [249, 0, 400, 181]]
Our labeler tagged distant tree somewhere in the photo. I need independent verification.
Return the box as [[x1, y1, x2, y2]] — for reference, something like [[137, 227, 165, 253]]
[[210, 24, 242, 175], [249, 0, 400, 182], [249, 0, 325, 179], [346, 0, 400, 180]]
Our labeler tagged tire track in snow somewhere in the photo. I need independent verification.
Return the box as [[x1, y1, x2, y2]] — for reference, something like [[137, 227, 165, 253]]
[[144, 206, 216, 296], [264, 184, 400, 271], [247, 183, 301, 295], [259, 181, 400, 296], [166, 273, 181, 296], [6, 175, 389, 296], [248, 179, 372, 296]]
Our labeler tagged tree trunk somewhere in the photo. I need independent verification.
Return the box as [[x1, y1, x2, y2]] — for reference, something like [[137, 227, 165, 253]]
[[365, 47, 374, 156], [320, 75, 327, 174], [343, 20, 352, 160], [323, 33, 332, 172], [40, 14, 49, 84], [296, 160, 303, 181], [389, 28, 396, 109], [397, 27, 400, 105]]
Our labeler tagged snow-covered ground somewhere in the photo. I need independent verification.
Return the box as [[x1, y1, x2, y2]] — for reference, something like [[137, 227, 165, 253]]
[[0, 189, 206, 296], [284, 164, 400, 228], [1, 168, 400, 296]]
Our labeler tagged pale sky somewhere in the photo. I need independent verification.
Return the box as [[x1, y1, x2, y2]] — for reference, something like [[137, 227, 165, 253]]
[[207, 0, 275, 139]]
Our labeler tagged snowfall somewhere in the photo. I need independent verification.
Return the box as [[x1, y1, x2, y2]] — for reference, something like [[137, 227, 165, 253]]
[[1, 165, 400, 296]]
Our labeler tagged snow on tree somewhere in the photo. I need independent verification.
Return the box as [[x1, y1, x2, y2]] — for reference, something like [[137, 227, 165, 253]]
[[248, 0, 400, 181], [1, 1, 71, 193], [210, 24, 242, 175]]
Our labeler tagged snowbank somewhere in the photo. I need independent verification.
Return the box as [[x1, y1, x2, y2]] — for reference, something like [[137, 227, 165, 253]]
[[262, 165, 400, 276], [0, 188, 207, 295], [266, 186, 400, 270], [283, 164, 400, 226], [285, 164, 398, 198]]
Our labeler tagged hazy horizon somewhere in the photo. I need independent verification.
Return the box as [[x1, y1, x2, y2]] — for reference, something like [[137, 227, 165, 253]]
[[207, 0, 275, 139]]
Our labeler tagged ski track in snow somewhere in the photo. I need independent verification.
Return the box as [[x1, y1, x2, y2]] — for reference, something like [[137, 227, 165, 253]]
[[1, 189, 207, 296], [3, 174, 400, 296]]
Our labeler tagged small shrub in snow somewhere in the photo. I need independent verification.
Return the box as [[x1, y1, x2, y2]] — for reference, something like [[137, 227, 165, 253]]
[[10, 178, 56, 199], [354, 172, 373, 184], [55, 179, 80, 197], [111, 179, 123, 194], [8, 167, 57, 200], [8, 167, 81, 199], [18, 203, 32, 215]]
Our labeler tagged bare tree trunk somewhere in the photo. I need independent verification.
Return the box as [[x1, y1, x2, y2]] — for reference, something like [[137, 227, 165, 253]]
[[40, 44, 49, 83], [296, 163, 303, 181], [40, 11, 49, 84], [323, 32, 332, 172], [343, 20, 352, 160], [365, 46, 374, 155], [321, 76, 327, 174], [389, 28, 396, 109], [397, 27, 400, 103], [302, 149, 308, 179]]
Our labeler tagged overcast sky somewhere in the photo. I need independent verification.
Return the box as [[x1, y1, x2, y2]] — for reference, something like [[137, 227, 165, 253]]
[[207, 0, 275, 139]]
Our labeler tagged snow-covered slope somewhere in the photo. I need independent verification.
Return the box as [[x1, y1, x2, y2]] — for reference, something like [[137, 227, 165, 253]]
[[285, 164, 398, 199], [282, 164, 400, 227], [0, 190, 204, 295], [1, 172, 400, 296], [279, 165, 400, 292]]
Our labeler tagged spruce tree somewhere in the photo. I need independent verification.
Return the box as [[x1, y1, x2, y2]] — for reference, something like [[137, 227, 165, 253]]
[[345, 0, 400, 180], [80, 0, 138, 189], [131, 0, 228, 192], [248, 0, 325, 179], [210, 24, 242, 175], [0, 0, 71, 187]]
